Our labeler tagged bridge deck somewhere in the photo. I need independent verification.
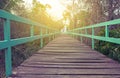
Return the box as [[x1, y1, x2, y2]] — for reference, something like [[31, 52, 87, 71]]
[[10, 35, 120, 78]]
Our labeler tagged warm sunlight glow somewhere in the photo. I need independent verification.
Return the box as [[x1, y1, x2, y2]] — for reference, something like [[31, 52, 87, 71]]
[[38, 0, 65, 20], [23, 0, 66, 20]]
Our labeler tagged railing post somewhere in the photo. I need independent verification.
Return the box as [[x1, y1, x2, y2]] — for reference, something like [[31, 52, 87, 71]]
[[30, 25, 34, 36], [46, 29, 49, 44], [92, 27, 94, 49], [81, 36, 83, 43], [73, 30, 75, 38], [54, 30, 56, 38], [80, 30, 83, 43], [85, 28, 87, 35], [40, 28, 43, 48], [51, 31, 53, 40], [75, 30, 77, 39], [75, 30, 76, 39], [105, 25, 109, 37], [52, 31, 55, 39], [48, 30, 51, 42], [4, 19, 12, 77], [46, 29, 48, 35]]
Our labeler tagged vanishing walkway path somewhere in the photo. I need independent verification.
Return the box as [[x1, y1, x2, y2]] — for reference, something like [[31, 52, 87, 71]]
[[10, 35, 120, 78]]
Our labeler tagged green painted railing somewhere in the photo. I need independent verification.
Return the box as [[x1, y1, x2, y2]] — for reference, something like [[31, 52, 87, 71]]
[[0, 10, 59, 77], [67, 19, 120, 49]]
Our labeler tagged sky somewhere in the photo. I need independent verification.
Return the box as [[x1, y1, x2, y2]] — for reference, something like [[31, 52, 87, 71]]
[[23, 0, 71, 20]]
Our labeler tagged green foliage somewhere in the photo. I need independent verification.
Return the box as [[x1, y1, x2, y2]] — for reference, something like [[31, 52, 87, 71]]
[[95, 28, 120, 62], [77, 11, 90, 27], [0, 0, 23, 11], [12, 40, 40, 67], [30, 0, 63, 30]]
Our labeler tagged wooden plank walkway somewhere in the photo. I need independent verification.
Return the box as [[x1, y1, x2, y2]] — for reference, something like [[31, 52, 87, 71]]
[[10, 35, 120, 78]]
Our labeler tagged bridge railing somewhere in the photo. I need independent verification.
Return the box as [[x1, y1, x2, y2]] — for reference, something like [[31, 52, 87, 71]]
[[0, 10, 59, 77], [67, 19, 120, 49]]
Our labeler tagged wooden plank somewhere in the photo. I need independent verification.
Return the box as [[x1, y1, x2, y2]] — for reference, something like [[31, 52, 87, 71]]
[[9, 35, 120, 78]]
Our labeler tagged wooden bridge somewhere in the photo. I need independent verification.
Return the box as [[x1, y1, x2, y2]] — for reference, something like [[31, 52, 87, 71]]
[[0, 10, 120, 78], [9, 35, 120, 78]]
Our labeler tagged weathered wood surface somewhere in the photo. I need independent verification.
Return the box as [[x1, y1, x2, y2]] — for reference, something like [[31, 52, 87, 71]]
[[10, 35, 120, 78]]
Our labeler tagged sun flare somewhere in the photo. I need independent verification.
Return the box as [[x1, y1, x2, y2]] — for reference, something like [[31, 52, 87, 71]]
[[38, 0, 65, 20], [24, 0, 65, 20]]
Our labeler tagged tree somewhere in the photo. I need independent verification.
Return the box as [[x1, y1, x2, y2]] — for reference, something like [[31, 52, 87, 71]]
[[30, 0, 63, 30], [85, 0, 120, 24], [0, 0, 24, 12]]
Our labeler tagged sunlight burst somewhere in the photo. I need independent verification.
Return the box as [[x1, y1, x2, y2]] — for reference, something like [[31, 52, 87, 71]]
[[24, 0, 65, 20], [38, 0, 65, 20]]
